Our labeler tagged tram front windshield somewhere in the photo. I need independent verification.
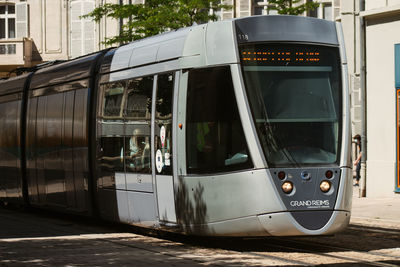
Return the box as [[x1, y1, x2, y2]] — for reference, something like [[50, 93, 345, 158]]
[[240, 44, 342, 167]]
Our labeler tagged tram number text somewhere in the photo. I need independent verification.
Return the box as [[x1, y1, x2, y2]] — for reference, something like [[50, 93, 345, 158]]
[[238, 34, 249, 41]]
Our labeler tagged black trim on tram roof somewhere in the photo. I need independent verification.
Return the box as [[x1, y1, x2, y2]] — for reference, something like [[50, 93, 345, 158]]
[[0, 73, 30, 96], [98, 53, 181, 78], [29, 51, 107, 90], [235, 15, 339, 46], [99, 48, 117, 74]]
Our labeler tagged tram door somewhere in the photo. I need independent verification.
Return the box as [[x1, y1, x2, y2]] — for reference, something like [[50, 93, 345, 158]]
[[154, 73, 177, 223]]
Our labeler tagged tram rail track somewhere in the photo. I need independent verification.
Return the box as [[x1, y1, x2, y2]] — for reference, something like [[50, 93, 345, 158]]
[[293, 238, 400, 260], [267, 237, 400, 267], [347, 224, 400, 236]]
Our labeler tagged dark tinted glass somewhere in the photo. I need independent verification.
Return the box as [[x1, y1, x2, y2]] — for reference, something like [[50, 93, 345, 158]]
[[240, 43, 342, 167], [123, 76, 153, 174], [8, 5, 15, 14], [8, 18, 15, 38], [155, 73, 174, 175], [0, 19, 5, 39], [100, 137, 124, 172], [124, 134, 151, 173], [125, 76, 153, 119], [186, 66, 252, 174], [102, 82, 125, 118]]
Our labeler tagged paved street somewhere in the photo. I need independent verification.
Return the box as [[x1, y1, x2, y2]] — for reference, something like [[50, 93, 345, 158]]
[[1, 191, 400, 267]]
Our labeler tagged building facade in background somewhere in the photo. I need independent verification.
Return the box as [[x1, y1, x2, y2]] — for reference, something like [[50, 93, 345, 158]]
[[1, 0, 399, 198], [356, 0, 400, 197], [0, 0, 126, 77], [220, 0, 339, 20], [326, 0, 400, 198], [0, 0, 338, 76]]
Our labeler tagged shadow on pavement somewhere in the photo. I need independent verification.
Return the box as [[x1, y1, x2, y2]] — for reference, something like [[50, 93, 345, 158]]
[[1, 205, 399, 267]]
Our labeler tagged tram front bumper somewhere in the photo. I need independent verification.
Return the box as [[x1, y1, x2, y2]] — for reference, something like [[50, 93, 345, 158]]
[[257, 210, 351, 236]]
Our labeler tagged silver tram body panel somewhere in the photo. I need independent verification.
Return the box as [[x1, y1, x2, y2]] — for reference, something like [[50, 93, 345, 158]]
[[98, 15, 352, 236], [0, 15, 352, 237]]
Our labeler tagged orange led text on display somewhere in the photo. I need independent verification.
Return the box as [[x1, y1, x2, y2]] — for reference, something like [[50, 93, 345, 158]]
[[241, 50, 321, 63]]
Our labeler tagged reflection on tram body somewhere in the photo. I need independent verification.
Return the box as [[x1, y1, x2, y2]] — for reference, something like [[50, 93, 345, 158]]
[[125, 133, 151, 173]]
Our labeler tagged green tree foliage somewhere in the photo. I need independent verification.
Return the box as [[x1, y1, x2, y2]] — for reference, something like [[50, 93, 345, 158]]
[[83, 0, 231, 45], [267, 0, 319, 15]]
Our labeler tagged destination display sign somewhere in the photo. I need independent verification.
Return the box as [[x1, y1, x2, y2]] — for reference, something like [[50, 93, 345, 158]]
[[239, 44, 335, 67], [241, 50, 321, 64]]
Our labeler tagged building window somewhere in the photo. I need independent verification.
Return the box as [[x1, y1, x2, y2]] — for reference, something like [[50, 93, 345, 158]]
[[254, 0, 279, 16], [253, 0, 265, 15], [0, 4, 16, 39], [0, 44, 16, 54], [307, 1, 333, 21], [70, 0, 96, 58], [323, 3, 332, 20], [307, 0, 318, 17], [255, 0, 279, 16]]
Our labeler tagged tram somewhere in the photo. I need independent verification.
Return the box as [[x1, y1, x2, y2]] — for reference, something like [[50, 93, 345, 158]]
[[0, 15, 352, 236]]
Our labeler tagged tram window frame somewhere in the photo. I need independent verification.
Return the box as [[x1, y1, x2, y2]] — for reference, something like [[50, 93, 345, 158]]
[[154, 72, 174, 175], [99, 75, 154, 176], [102, 81, 126, 119], [100, 136, 125, 173], [185, 66, 253, 174], [123, 75, 154, 174], [124, 76, 153, 120]]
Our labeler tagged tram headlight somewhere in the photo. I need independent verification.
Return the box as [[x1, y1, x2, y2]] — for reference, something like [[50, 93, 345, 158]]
[[281, 181, 293, 194], [320, 180, 331, 193]]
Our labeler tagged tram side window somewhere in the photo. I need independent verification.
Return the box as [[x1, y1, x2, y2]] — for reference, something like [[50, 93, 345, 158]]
[[102, 81, 125, 118], [124, 76, 154, 174], [125, 77, 153, 119], [186, 66, 253, 174], [155, 73, 174, 175], [100, 136, 124, 173]]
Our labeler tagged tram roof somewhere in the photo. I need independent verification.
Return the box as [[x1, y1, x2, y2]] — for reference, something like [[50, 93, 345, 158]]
[[234, 15, 339, 46], [0, 73, 30, 96], [101, 26, 194, 74], [103, 15, 340, 74], [29, 51, 105, 90]]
